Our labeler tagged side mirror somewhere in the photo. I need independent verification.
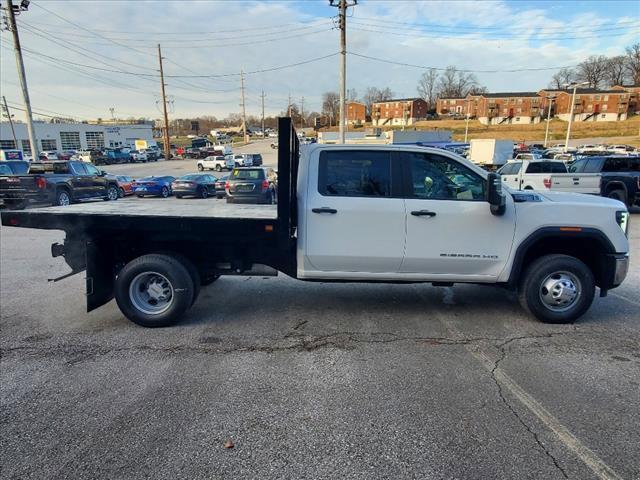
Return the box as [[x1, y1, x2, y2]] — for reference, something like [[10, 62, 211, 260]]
[[100, 170, 107, 176], [486, 172, 506, 216]]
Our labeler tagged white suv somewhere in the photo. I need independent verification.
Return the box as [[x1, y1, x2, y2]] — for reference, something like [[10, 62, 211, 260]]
[[197, 155, 234, 172]]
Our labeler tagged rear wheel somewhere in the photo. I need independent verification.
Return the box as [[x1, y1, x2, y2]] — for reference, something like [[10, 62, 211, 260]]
[[518, 254, 595, 324], [55, 189, 71, 206], [161, 186, 170, 198], [118, 187, 125, 198], [197, 164, 204, 171], [215, 165, 222, 172], [199, 187, 208, 199], [176, 194, 183, 199], [137, 195, 144, 198], [607, 189, 628, 206], [115, 254, 195, 327]]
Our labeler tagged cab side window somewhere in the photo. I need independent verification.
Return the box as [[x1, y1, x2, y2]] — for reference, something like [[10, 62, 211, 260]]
[[404, 152, 485, 201], [319, 151, 391, 197]]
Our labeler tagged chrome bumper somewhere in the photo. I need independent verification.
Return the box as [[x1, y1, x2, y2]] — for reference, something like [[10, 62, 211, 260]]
[[613, 254, 629, 286]]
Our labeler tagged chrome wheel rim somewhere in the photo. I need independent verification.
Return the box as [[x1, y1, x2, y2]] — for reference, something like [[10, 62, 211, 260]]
[[108, 187, 118, 200], [129, 272, 174, 315], [58, 192, 70, 206], [162, 187, 169, 197], [539, 271, 581, 312]]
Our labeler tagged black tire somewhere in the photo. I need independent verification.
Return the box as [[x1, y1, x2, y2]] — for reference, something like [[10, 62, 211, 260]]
[[176, 194, 183, 199], [170, 253, 201, 306], [199, 187, 208, 199], [105, 185, 119, 201], [161, 186, 170, 198], [118, 187, 125, 198], [265, 189, 275, 204], [518, 254, 595, 324], [215, 165, 222, 172], [54, 189, 72, 206], [114, 254, 195, 327], [137, 195, 144, 198], [607, 189, 628, 206], [197, 164, 204, 171]]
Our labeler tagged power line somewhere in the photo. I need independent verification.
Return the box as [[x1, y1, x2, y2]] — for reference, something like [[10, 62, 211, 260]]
[[351, 15, 640, 32], [349, 52, 578, 73], [348, 24, 639, 42]]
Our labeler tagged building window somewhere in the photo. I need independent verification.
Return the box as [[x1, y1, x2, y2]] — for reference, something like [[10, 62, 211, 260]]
[[21, 140, 31, 153], [517, 108, 522, 113], [595, 95, 600, 101], [604, 95, 609, 101], [86, 131, 105, 150], [41, 139, 57, 151], [0, 140, 16, 149], [602, 105, 608, 111], [60, 131, 81, 150]]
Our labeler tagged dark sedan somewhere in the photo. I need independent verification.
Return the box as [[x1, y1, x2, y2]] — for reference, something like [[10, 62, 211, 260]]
[[172, 174, 217, 199], [225, 167, 277, 204], [132, 176, 175, 198], [214, 174, 229, 198]]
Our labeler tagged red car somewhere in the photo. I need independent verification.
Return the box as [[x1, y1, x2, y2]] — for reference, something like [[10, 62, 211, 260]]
[[115, 175, 135, 197]]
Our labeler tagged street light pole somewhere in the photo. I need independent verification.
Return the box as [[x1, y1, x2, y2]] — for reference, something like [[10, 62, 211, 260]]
[[563, 81, 588, 152], [543, 95, 556, 147], [464, 99, 471, 143]]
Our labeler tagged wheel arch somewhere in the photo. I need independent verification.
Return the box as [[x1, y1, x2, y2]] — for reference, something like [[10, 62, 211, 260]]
[[603, 181, 627, 195], [508, 227, 616, 289]]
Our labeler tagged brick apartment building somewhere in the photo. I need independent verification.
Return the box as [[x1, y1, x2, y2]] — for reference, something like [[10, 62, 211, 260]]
[[372, 98, 429, 126], [346, 101, 366, 125], [436, 97, 468, 115], [612, 84, 640, 114], [473, 92, 542, 125], [540, 88, 631, 122]]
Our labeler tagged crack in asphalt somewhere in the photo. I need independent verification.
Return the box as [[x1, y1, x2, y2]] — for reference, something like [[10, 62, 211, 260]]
[[488, 335, 570, 479]]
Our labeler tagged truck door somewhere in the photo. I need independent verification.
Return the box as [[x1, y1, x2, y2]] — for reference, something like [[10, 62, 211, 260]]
[[83, 163, 107, 197], [69, 162, 91, 198], [304, 149, 405, 274], [400, 151, 515, 279], [499, 161, 522, 189]]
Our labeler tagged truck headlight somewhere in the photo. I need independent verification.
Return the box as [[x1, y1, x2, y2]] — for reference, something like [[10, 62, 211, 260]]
[[616, 211, 629, 236]]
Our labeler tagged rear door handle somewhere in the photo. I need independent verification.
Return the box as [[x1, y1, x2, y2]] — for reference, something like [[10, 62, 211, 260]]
[[312, 207, 337, 214], [411, 210, 436, 217]]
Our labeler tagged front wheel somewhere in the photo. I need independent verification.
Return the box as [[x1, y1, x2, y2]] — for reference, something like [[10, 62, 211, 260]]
[[199, 187, 208, 199], [105, 185, 119, 201], [118, 187, 125, 198], [215, 165, 222, 172], [518, 254, 595, 324], [607, 189, 628, 206], [55, 189, 71, 206], [197, 164, 204, 171], [161, 186, 170, 198], [115, 254, 195, 327]]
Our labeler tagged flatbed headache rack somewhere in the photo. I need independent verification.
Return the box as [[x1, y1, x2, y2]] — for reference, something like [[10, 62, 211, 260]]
[[1, 118, 300, 311]]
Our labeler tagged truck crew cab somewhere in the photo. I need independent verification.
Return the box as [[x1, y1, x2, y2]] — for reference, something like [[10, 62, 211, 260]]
[[0, 119, 630, 327]]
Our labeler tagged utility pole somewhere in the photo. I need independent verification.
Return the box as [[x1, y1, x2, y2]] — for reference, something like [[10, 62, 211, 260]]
[[464, 98, 471, 143], [157, 44, 170, 161], [288, 93, 292, 117], [6, 0, 38, 159], [260, 90, 265, 137], [300, 96, 304, 129], [563, 81, 588, 152], [543, 95, 556, 147], [109, 107, 115, 120], [240, 70, 247, 144], [330, 0, 357, 144], [2, 96, 18, 148]]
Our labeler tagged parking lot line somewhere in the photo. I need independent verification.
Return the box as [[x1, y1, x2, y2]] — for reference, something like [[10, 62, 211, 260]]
[[608, 292, 640, 308], [439, 318, 623, 480]]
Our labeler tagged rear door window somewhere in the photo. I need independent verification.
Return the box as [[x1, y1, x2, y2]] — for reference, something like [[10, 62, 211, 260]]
[[602, 158, 630, 172], [549, 162, 567, 173], [525, 162, 543, 174], [318, 150, 391, 197], [71, 163, 88, 175]]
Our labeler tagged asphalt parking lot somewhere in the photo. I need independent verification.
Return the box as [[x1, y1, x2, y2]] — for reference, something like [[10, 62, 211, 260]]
[[1, 168, 639, 478]]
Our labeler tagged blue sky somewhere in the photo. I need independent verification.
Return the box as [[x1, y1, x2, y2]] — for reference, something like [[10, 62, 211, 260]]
[[0, 0, 638, 122]]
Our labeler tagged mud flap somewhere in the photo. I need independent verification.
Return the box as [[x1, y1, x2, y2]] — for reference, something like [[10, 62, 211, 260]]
[[86, 238, 114, 312]]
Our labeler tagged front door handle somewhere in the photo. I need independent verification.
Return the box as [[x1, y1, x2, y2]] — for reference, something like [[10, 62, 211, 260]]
[[312, 207, 337, 214], [411, 210, 436, 217]]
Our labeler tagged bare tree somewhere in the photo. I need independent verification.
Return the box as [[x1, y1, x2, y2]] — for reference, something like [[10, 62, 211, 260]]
[[549, 67, 576, 89], [346, 88, 358, 102], [362, 86, 394, 115], [606, 56, 628, 87], [576, 55, 609, 88], [436, 66, 481, 98], [321, 91, 340, 123], [625, 43, 640, 85], [417, 68, 438, 110]]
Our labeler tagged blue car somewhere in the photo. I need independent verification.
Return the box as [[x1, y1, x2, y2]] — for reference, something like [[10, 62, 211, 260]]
[[132, 176, 175, 198]]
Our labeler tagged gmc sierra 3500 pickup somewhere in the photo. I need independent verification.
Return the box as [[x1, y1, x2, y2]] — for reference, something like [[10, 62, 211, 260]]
[[0, 118, 630, 327]]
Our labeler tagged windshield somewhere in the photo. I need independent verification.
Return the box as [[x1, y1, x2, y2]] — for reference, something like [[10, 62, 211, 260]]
[[231, 169, 264, 180], [0, 164, 12, 175]]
